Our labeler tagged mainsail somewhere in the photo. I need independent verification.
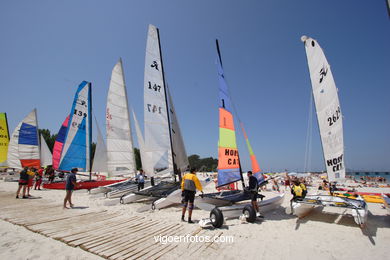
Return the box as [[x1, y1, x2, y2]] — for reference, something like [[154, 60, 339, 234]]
[[58, 81, 92, 172], [215, 42, 242, 187], [40, 134, 52, 167], [0, 113, 9, 166], [106, 59, 136, 176], [52, 115, 69, 169], [301, 36, 345, 182], [132, 109, 152, 174], [143, 24, 173, 177], [7, 109, 40, 169]]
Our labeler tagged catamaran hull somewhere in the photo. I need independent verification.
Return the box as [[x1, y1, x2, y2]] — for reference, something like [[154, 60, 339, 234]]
[[89, 179, 131, 194], [198, 193, 285, 219], [291, 195, 368, 225], [43, 180, 124, 190]]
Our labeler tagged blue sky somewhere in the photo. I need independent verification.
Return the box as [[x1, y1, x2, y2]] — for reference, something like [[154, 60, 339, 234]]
[[1, 1, 389, 172]]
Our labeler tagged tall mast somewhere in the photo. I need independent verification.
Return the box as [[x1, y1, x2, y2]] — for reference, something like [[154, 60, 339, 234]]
[[156, 27, 179, 182], [89, 82, 92, 181]]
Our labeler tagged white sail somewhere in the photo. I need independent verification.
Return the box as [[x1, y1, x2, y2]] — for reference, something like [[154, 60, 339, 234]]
[[106, 59, 136, 176], [167, 86, 189, 173], [143, 24, 173, 177], [302, 36, 345, 182], [92, 119, 108, 173], [40, 134, 52, 167]]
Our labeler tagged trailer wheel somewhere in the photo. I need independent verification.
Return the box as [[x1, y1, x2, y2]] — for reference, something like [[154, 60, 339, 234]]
[[243, 205, 256, 223], [210, 207, 224, 228]]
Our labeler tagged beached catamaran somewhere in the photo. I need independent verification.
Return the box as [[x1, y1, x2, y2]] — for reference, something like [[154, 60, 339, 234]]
[[91, 60, 142, 196], [197, 41, 284, 228], [120, 24, 189, 206], [0, 113, 10, 167], [291, 36, 367, 226], [45, 82, 122, 189], [199, 40, 271, 205]]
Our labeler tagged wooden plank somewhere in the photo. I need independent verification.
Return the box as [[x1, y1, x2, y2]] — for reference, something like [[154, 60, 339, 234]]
[[65, 217, 147, 246], [107, 224, 181, 260], [81, 219, 160, 251], [130, 226, 185, 260]]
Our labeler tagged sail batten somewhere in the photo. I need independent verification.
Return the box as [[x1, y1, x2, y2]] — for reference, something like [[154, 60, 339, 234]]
[[302, 36, 345, 182]]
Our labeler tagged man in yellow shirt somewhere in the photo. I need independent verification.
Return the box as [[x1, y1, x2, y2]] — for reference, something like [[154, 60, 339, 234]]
[[181, 168, 203, 223]]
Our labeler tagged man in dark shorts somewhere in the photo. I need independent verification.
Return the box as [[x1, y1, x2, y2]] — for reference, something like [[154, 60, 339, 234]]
[[63, 168, 77, 209], [16, 167, 29, 199], [181, 168, 203, 223], [247, 171, 264, 218]]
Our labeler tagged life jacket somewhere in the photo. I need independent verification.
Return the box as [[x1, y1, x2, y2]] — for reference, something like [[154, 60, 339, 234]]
[[292, 184, 303, 197]]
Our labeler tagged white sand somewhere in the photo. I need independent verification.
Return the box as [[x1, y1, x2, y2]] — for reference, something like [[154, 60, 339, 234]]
[[1, 180, 390, 260]]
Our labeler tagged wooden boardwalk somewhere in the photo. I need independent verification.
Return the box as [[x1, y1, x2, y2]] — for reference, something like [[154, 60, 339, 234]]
[[0, 191, 224, 259]]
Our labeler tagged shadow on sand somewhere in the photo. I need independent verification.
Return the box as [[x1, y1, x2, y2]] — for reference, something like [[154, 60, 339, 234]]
[[293, 207, 390, 245]]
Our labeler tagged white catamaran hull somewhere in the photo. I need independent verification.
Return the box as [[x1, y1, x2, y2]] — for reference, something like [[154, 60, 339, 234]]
[[291, 195, 368, 225]]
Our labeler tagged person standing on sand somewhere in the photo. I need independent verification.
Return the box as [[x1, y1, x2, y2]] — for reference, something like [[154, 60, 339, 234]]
[[26, 167, 35, 196], [246, 171, 264, 218], [63, 168, 77, 209], [136, 169, 145, 191], [16, 167, 29, 199], [181, 168, 203, 224], [34, 167, 44, 190]]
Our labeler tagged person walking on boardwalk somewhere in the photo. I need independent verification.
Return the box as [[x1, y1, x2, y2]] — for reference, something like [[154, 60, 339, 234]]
[[246, 171, 264, 218], [63, 168, 77, 209], [16, 167, 29, 199], [136, 169, 145, 191], [181, 168, 203, 223]]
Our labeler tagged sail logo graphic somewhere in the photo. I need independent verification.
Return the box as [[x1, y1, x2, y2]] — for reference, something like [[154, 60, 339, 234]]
[[106, 108, 113, 131], [319, 66, 328, 83], [151, 61, 159, 71], [327, 154, 343, 172]]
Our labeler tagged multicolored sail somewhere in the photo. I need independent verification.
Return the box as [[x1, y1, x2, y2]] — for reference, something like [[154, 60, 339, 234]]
[[7, 109, 40, 169], [52, 115, 69, 169], [58, 81, 92, 171], [0, 113, 9, 166], [301, 36, 345, 182], [240, 122, 264, 184], [216, 43, 241, 188]]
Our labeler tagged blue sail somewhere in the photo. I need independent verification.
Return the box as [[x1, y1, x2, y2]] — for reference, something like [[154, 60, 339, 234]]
[[58, 81, 92, 171]]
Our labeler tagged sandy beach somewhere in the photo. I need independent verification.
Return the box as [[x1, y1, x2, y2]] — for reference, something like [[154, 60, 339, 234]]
[[1, 180, 390, 260]]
